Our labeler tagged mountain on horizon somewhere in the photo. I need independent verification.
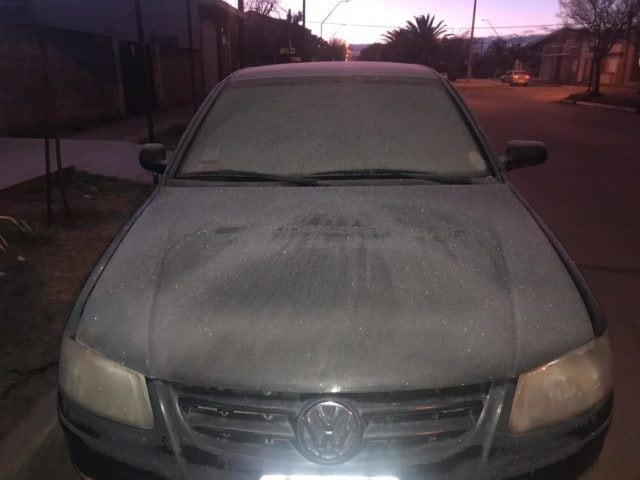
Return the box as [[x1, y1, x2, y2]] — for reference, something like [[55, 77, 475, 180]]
[[350, 33, 547, 59]]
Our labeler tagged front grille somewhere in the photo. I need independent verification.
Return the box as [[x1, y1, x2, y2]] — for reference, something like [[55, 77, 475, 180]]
[[174, 383, 489, 462]]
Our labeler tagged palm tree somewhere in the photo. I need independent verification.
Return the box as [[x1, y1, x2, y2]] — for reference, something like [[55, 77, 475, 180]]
[[382, 28, 414, 62], [382, 14, 447, 66]]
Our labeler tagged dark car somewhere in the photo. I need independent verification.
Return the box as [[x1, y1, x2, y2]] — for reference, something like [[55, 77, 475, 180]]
[[501, 70, 531, 86], [58, 62, 612, 480]]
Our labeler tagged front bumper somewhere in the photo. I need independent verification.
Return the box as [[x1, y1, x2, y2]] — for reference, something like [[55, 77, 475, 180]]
[[59, 380, 612, 480]]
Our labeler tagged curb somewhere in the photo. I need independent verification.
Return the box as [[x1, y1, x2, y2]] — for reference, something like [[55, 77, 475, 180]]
[[455, 83, 509, 91], [564, 99, 639, 113], [0, 389, 58, 479]]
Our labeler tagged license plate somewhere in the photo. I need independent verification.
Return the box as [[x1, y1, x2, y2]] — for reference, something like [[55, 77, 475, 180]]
[[261, 476, 399, 480]]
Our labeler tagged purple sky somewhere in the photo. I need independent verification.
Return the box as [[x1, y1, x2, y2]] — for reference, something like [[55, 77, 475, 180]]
[[278, 0, 563, 44]]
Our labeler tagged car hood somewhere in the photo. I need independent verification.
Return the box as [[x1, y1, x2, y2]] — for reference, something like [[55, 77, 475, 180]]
[[75, 184, 593, 393]]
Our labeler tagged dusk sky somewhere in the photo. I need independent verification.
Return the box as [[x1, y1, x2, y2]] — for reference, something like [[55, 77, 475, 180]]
[[277, 0, 564, 44]]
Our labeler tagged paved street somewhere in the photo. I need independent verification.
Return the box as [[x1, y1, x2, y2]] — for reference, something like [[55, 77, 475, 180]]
[[461, 83, 640, 479], [6, 83, 640, 479]]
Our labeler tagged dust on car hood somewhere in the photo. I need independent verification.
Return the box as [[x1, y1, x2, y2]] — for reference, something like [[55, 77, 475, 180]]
[[75, 184, 593, 393]]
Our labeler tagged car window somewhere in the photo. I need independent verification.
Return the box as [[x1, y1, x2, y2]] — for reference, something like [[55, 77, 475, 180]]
[[178, 76, 489, 178]]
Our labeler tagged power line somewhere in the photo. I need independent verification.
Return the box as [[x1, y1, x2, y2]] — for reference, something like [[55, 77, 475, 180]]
[[305, 20, 564, 30], [449, 23, 563, 31], [305, 20, 394, 28]]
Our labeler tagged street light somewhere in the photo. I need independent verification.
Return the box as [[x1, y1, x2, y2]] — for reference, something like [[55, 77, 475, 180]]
[[320, 0, 351, 39], [482, 19, 501, 79], [329, 24, 345, 41], [466, 0, 477, 81], [482, 18, 500, 38]]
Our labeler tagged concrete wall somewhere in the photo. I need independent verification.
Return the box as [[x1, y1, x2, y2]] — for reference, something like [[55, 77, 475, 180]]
[[0, 23, 123, 136], [560, 44, 582, 83], [538, 30, 584, 83], [2, 0, 240, 49], [153, 44, 201, 110], [0, 1, 242, 135], [7, 0, 196, 48], [538, 54, 557, 81], [201, 18, 221, 92], [199, 2, 240, 93], [627, 44, 639, 83], [614, 41, 639, 84]]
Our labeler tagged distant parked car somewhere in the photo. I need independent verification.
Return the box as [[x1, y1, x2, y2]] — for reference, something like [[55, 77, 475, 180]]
[[501, 70, 530, 86]]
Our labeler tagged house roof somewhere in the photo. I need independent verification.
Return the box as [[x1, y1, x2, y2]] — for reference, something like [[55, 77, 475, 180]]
[[199, 0, 240, 15], [524, 27, 588, 49]]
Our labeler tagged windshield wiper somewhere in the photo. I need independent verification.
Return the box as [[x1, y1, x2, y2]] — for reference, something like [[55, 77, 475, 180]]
[[308, 169, 477, 184], [178, 170, 319, 186]]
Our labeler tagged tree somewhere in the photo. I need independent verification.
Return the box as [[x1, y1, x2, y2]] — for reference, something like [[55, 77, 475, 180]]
[[478, 37, 532, 77], [246, 0, 282, 17], [630, 1, 640, 90], [382, 28, 415, 62], [559, 0, 640, 95], [286, 9, 304, 25], [436, 35, 469, 79], [358, 43, 385, 61], [485, 38, 509, 76], [315, 38, 348, 61], [361, 16, 470, 77], [382, 14, 447, 66]]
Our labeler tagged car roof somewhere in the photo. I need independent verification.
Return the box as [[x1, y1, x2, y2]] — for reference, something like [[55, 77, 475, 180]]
[[229, 61, 442, 82]]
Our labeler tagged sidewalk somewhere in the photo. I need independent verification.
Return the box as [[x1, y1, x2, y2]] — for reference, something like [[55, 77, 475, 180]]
[[0, 138, 152, 190], [0, 106, 192, 190], [70, 105, 193, 143]]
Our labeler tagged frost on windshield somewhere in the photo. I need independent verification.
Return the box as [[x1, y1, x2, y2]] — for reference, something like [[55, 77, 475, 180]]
[[180, 78, 487, 177]]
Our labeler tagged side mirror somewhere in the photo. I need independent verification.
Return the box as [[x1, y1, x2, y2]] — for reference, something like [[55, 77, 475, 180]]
[[501, 140, 548, 172], [139, 143, 167, 174]]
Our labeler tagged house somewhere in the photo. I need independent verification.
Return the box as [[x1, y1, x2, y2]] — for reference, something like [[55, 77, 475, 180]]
[[244, 11, 340, 65], [525, 27, 639, 85], [0, 0, 242, 135], [245, 10, 307, 65]]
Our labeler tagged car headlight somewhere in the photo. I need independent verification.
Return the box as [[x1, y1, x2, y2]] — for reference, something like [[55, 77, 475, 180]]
[[59, 337, 154, 429], [509, 332, 612, 434]]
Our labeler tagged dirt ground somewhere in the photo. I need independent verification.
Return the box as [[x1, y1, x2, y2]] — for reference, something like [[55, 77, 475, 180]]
[[0, 171, 152, 439]]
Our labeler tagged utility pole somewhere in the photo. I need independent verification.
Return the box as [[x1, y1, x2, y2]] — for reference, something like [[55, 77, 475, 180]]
[[466, 0, 477, 81], [134, 0, 155, 142], [302, 0, 306, 61], [38, 24, 71, 224], [238, 0, 245, 68], [186, 0, 198, 112]]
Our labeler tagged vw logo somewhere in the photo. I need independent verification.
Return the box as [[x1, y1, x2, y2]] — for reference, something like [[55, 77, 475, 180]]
[[296, 400, 363, 464]]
